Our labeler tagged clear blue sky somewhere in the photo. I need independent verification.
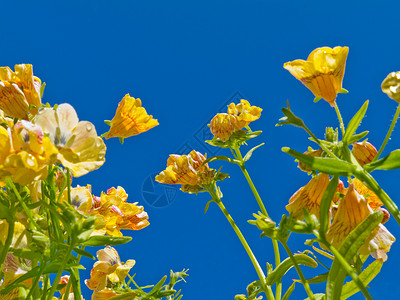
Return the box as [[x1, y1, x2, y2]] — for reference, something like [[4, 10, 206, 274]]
[[3, 1, 400, 299]]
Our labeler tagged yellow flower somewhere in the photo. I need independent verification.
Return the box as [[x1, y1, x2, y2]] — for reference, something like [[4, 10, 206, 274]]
[[381, 71, 400, 102], [35, 103, 106, 177], [209, 113, 237, 142], [89, 186, 149, 237], [227, 99, 262, 129], [85, 246, 135, 290], [105, 94, 159, 139], [352, 141, 377, 166], [0, 64, 42, 119], [325, 184, 395, 260], [286, 173, 330, 220], [0, 120, 58, 185], [60, 184, 93, 214], [352, 178, 383, 209], [0, 253, 32, 299], [284, 46, 349, 106], [155, 150, 214, 191]]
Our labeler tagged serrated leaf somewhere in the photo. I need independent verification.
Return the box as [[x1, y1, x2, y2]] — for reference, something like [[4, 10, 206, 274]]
[[266, 254, 318, 285], [364, 149, 400, 172], [282, 147, 356, 176], [326, 211, 383, 300], [319, 176, 339, 237], [83, 236, 132, 246], [340, 259, 383, 299], [282, 282, 296, 300], [343, 100, 368, 145], [243, 143, 265, 162]]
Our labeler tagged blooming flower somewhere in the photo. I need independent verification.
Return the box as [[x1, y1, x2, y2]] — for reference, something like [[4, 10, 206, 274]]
[[286, 173, 330, 220], [105, 94, 159, 139], [284, 46, 349, 106], [155, 150, 214, 192], [325, 184, 395, 261], [34, 103, 106, 177], [209, 113, 237, 142], [352, 178, 383, 209], [0, 253, 32, 299], [85, 246, 135, 291], [89, 186, 149, 237], [0, 64, 42, 119], [352, 141, 377, 166], [381, 71, 400, 102], [60, 184, 93, 214], [227, 99, 262, 129], [0, 120, 58, 185]]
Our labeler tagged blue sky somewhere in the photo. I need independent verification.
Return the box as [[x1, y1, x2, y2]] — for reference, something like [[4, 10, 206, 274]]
[[3, 1, 400, 299]]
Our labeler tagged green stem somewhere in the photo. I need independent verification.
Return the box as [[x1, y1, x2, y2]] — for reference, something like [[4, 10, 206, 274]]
[[0, 217, 15, 272], [373, 103, 400, 162], [63, 245, 85, 299], [323, 242, 373, 300], [209, 188, 274, 300], [334, 103, 346, 137], [301, 125, 338, 159], [233, 146, 282, 299], [47, 242, 75, 300], [281, 241, 315, 300]]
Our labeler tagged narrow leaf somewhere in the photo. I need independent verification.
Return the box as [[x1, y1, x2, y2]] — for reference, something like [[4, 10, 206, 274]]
[[326, 211, 383, 300], [340, 260, 383, 299], [319, 176, 339, 237], [243, 143, 265, 162], [83, 236, 132, 246], [364, 149, 400, 172], [282, 147, 356, 176], [305, 294, 325, 300], [202, 155, 241, 165], [266, 254, 318, 285], [282, 282, 295, 300], [147, 276, 167, 296], [294, 272, 328, 284], [343, 100, 369, 145], [347, 131, 369, 144]]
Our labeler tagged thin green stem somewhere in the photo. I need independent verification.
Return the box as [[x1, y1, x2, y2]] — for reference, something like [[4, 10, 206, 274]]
[[301, 126, 338, 159], [323, 242, 373, 300], [63, 245, 86, 299], [334, 103, 346, 137], [208, 188, 274, 300], [281, 241, 315, 300], [233, 146, 282, 299], [373, 103, 400, 162], [0, 216, 14, 271]]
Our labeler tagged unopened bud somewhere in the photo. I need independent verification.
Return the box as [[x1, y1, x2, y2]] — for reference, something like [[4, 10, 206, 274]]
[[382, 71, 400, 102], [352, 141, 377, 166], [209, 113, 237, 142]]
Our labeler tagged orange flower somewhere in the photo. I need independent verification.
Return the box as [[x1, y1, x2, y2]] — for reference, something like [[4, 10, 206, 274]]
[[286, 173, 330, 220], [284, 46, 349, 106], [89, 186, 149, 237], [227, 99, 262, 129], [352, 141, 377, 166], [352, 178, 383, 209], [325, 184, 395, 260], [209, 113, 237, 142], [0, 64, 42, 118], [105, 94, 159, 139]]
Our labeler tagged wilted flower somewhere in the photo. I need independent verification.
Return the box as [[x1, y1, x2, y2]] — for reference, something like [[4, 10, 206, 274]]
[[0, 64, 42, 119], [286, 173, 330, 220], [381, 71, 400, 102], [284, 46, 349, 106], [105, 94, 159, 139], [85, 246, 135, 291], [35, 103, 106, 177], [89, 186, 149, 237], [325, 184, 395, 261], [352, 178, 383, 209], [155, 150, 214, 192], [352, 141, 377, 166], [227, 99, 262, 129], [209, 113, 237, 142]]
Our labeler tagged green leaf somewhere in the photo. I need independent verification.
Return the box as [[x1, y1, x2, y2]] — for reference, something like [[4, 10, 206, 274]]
[[83, 236, 132, 246], [340, 259, 383, 299], [314, 96, 322, 103], [276, 103, 306, 128], [40, 82, 46, 98], [243, 143, 265, 162], [340, 88, 349, 94], [305, 294, 325, 300], [202, 155, 241, 165], [282, 147, 356, 176], [266, 254, 318, 285], [294, 272, 328, 284], [108, 292, 139, 300], [364, 149, 400, 172], [147, 275, 167, 296], [326, 211, 383, 300], [282, 282, 295, 300], [343, 100, 368, 145], [73, 247, 95, 260], [347, 131, 369, 144], [319, 176, 339, 238]]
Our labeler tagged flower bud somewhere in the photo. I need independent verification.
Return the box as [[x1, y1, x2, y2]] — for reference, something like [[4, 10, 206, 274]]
[[382, 71, 400, 102], [209, 113, 236, 142], [352, 141, 377, 166]]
